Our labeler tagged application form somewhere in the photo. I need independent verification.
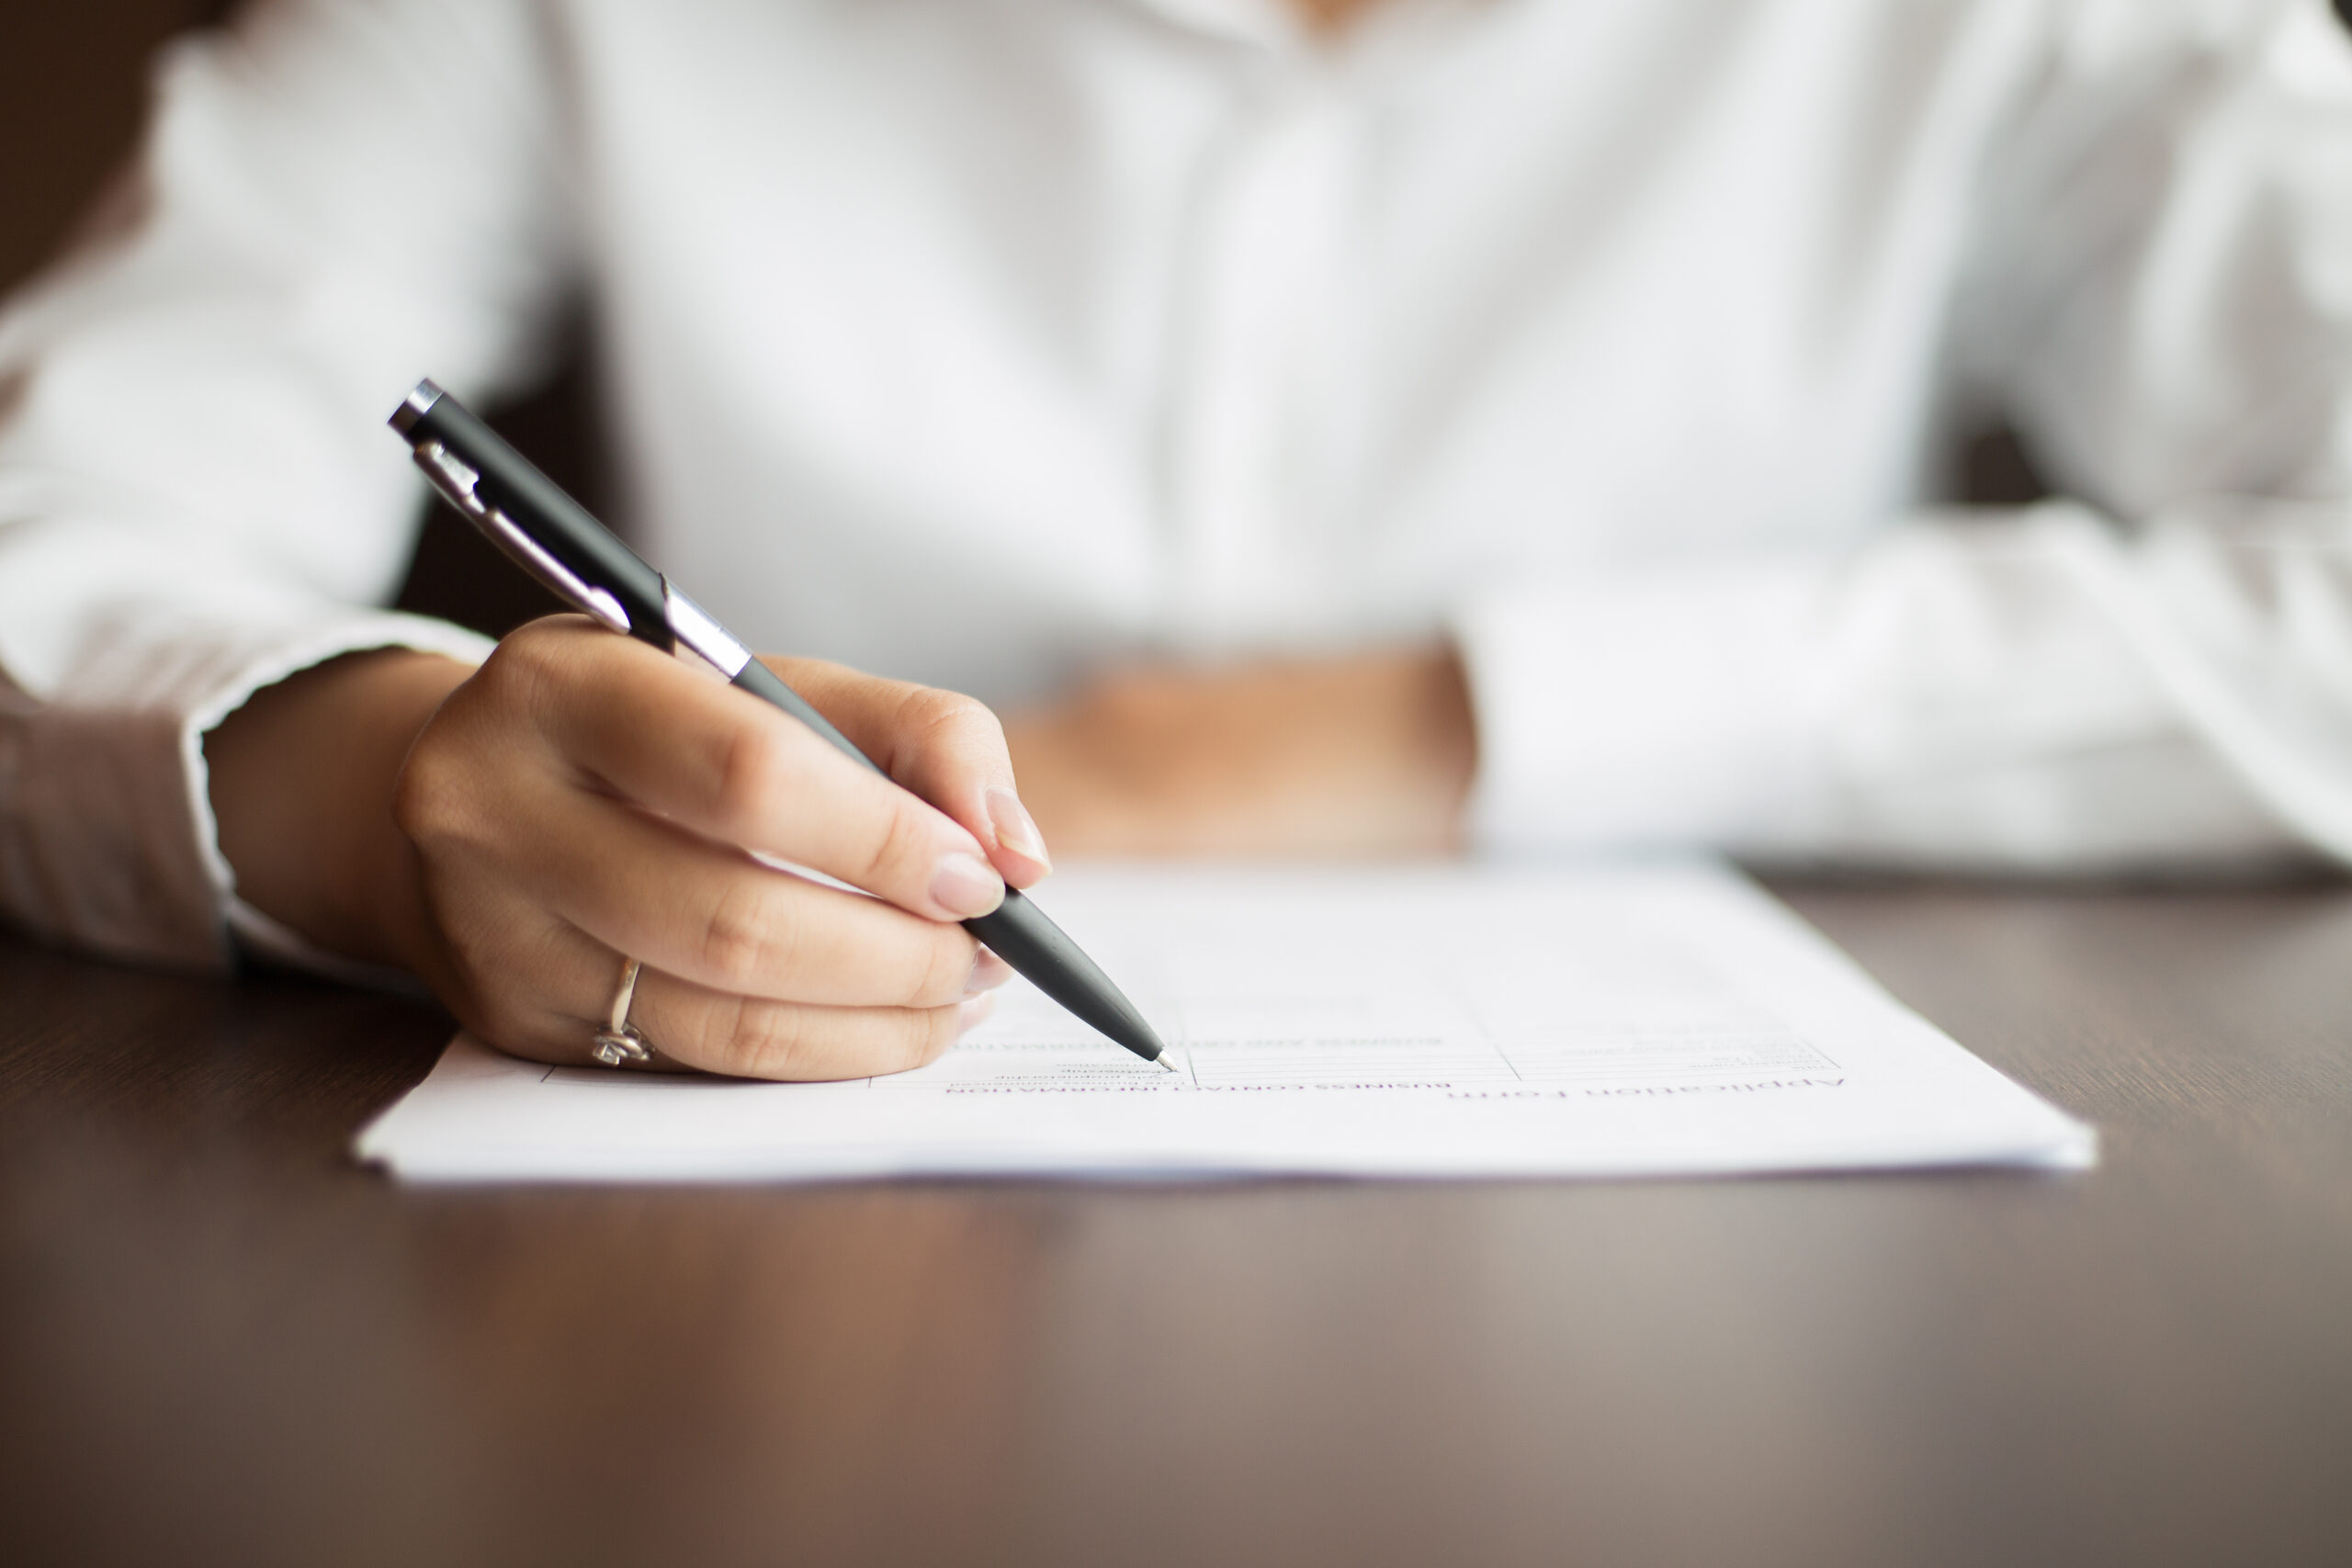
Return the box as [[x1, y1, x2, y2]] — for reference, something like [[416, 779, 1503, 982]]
[[356, 862, 2094, 1181]]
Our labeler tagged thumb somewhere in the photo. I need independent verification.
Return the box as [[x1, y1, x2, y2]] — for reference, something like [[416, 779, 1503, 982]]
[[762, 656, 1053, 889]]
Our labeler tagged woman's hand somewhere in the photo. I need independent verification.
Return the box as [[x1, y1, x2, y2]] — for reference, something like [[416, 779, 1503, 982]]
[[205, 618, 1052, 1079], [1003, 643, 1477, 858]]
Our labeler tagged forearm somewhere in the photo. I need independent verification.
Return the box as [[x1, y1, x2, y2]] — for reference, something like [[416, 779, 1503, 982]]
[[0, 1, 564, 974], [1003, 643, 1476, 857], [204, 649, 474, 973], [1456, 507, 2329, 870]]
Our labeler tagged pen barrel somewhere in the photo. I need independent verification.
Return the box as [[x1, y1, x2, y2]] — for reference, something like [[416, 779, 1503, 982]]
[[730, 658, 876, 773], [402, 391, 671, 648], [964, 892, 1164, 1062]]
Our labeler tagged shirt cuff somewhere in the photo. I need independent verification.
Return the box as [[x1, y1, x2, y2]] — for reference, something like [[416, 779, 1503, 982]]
[[0, 607, 492, 976], [1451, 560, 1835, 855]]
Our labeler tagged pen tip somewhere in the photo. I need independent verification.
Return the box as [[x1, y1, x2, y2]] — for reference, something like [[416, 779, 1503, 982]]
[[1156, 1053, 1181, 1075]]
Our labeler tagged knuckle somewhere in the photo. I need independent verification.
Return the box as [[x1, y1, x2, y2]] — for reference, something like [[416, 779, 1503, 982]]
[[389, 746, 446, 840], [909, 928, 978, 1007], [910, 1005, 959, 1070], [391, 728, 475, 846], [711, 725, 792, 835], [896, 685, 1001, 754], [698, 880, 794, 991], [482, 622, 562, 700], [716, 996, 812, 1080], [858, 795, 938, 890], [497, 618, 630, 736], [396, 637, 582, 847]]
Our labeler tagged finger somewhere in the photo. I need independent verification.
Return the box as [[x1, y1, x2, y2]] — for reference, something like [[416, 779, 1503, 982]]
[[626, 965, 999, 1081], [433, 894, 1004, 1078], [511, 764, 998, 1008], [510, 626, 1011, 920], [771, 656, 1053, 888]]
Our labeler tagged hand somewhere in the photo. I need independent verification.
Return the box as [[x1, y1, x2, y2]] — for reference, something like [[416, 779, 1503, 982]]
[[1003, 643, 1476, 857], [204, 619, 1055, 1079]]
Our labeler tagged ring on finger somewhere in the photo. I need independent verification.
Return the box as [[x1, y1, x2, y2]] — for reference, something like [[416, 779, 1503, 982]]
[[592, 956, 659, 1067]]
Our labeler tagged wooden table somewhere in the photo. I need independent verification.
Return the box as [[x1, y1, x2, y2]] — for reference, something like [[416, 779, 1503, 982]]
[[4, 879, 2349, 1568]]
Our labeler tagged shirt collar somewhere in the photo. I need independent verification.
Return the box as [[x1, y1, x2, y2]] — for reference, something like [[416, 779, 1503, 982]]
[[1112, 0, 1488, 72]]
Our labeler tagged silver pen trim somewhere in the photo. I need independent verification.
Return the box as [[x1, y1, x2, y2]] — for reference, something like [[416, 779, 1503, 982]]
[[411, 441, 629, 635], [662, 583, 753, 680]]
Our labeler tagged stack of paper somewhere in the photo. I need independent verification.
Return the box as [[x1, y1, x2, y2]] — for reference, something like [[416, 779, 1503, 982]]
[[357, 861, 2093, 1181]]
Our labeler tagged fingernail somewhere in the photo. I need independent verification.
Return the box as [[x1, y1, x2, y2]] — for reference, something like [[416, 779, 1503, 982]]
[[956, 992, 998, 1034], [987, 787, 1052, 874], [930, 852, 1004, 918], [965, 947, 1013, 996]]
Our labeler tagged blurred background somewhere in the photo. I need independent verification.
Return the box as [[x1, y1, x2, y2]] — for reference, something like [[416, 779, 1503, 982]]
[[1, 1, 230, 299], [0, 0, 576, 636], [8, 0, 2352, 637]]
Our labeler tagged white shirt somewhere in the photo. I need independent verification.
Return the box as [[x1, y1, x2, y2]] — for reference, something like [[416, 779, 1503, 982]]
[[5, 0, 2352, 974]]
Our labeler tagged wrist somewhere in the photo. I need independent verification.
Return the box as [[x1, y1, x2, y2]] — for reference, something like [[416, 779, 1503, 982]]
[[206, 649, 473, 974]]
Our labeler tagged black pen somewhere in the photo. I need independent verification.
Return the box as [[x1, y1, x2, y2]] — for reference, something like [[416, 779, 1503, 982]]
[[390, 379, 1175, 1072]]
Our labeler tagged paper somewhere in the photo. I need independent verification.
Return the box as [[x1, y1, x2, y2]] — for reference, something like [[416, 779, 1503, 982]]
[[356, 861, 2094, 1181]]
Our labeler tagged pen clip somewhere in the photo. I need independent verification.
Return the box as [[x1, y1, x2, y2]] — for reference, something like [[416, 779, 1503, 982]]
[[412, 441, 631, 636]]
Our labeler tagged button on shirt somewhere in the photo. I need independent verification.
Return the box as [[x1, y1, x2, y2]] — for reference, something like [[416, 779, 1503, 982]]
[[3, 0, 2351, 973]]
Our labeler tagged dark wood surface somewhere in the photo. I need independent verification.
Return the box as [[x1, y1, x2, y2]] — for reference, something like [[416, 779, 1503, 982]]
[[3, 880, 2348, 1568]]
